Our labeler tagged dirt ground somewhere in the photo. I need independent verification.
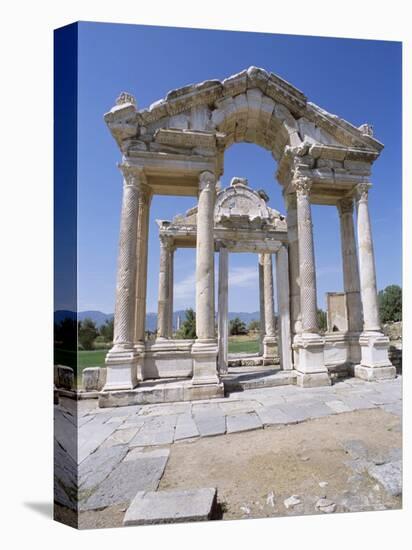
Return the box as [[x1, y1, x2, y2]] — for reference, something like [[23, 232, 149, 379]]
[[160, 408, 401, 520], [72, 407, 401, 529]]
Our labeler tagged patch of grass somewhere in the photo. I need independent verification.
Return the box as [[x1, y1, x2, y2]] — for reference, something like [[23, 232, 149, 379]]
[[78, 350, 107, 367], [228, 338, 259, 354]]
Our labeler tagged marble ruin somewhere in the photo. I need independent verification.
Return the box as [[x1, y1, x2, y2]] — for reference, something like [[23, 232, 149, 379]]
[[101, 66, 395, 407]]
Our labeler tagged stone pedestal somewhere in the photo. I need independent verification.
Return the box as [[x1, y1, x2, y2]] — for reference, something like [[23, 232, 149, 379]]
[[354, 184, 395, 380], [191, 171, 221, 389], [292, 177, 330, 387]]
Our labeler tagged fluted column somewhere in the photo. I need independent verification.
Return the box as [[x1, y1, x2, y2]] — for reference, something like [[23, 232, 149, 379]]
[[337, 198, 363, 334], [104, 165, 143, 391], [285, 192, 302, 337], [354, 183, 395, 380], [157, 235, 172, 339], [293, 176, 329, 387], [217, 245, 229, 373], [276, 245, 293, 370], [262, 253, 277, 363], [191, 171, 220, 388], [258, 254, 266, 355]]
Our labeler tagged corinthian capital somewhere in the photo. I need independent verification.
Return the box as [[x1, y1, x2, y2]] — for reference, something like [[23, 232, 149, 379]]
[[119, 164, 147, 189], [159, 233, 174, 250], [293, 176, 312, 197], [199, 171, 216, 192], [337, 198, 354, 216], [355, 182, 371, 203]]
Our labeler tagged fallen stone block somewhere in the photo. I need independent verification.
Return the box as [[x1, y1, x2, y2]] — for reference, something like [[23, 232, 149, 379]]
[[123, 488, 217, 525], [368, 461, 402, 497]]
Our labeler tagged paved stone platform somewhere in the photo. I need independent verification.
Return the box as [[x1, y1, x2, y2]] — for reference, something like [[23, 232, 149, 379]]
[[54, 375, 402, 514]]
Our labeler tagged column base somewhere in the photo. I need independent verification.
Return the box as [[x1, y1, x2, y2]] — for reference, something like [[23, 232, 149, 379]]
[[293, 333, 331, 387], [354, 331, 396, 381], [263, 335, 277, 365], [296, 371, 332, 388], [191, 339, 220, 386], [102, 344, 142, 391]]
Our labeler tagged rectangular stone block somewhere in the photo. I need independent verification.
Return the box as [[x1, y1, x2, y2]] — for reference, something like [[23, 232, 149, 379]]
[[256, 405, 290, 426], [193, 411, 226, 437], [123, 488, 217, 526], [226, 412, 262, 433], [174, 413, 200, 441], [80, 453, 169, 511]]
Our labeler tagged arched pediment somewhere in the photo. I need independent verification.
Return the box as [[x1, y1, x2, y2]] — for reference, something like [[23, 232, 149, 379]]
[[215, 177, 285, 230], [105, 66, 383, 163], [163, 177, 287, 232]]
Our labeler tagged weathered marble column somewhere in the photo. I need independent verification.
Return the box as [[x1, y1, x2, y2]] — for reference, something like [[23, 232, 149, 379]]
[[167, 246, 175, 338], [338, 198, 363, 332], [354, 183, 395, 380], [276, 245, 293, 370], [191, 171, 221, 390], [262, 253, 277, 364], [134, 183, 152, 379], [217, 245, 229, 374], [294, 176, 330, 387], [285, 192, 302, 338], [157, 235, 172, 340], [104, 166, 143, 391], [258, 254, 266, 355]]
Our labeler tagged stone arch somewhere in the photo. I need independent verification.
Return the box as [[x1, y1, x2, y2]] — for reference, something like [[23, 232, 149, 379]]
[[106, 66, 382, 166]]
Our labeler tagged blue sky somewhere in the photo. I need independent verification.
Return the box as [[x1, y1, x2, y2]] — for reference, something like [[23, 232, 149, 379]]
[[75, 22, 402, 315]]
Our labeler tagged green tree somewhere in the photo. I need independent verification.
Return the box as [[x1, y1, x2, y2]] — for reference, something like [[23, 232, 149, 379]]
[[78, 318, 99, 350], [100, 317, 114, 343], [317, 309, 327, 332], [229, 317, 248, 335], [176, 308, 196, 339], [248, 319, 261, 332], [378, 285, 402, 323]]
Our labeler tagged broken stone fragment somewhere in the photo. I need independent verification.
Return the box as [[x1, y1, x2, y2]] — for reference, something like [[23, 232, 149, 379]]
[[315, 498, 336, 513], [284, 495, 302, 509]]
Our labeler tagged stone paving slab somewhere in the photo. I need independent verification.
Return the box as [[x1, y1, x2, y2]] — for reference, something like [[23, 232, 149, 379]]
[[174, 413, 200, 441], [123, 488, 217, 526], [256, 405, 290, 426], [80, 453, 169, 511], [79, 445, 128, 494], [226, 412, 263, 434], [325, 400, 353, 413], [100, 427, 142, 448], [193, 411, 226, 437], [277, 403, 313, 423], [78, 417, 118, 464], [130, 416, 177, 447]]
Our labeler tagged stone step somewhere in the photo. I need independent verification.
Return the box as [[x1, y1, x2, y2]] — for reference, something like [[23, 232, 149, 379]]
[[224, 369, 296, 392], [123, 488, 218, 525]]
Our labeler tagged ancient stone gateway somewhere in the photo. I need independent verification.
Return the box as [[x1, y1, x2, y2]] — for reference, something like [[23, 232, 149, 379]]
[[100, 67, 395, 408]]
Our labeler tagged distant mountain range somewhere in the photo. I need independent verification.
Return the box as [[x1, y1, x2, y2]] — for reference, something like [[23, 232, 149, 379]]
[[54, 309, 261, 331]]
